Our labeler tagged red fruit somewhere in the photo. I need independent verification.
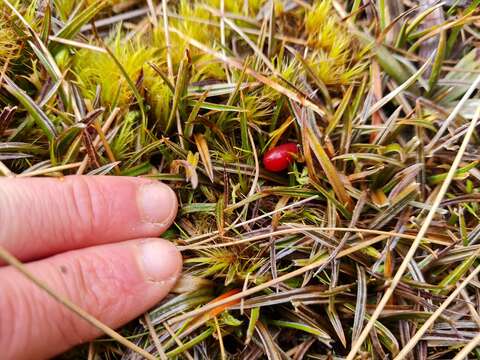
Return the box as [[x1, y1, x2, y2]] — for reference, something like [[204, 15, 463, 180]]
[[263, 142, 298, 172]]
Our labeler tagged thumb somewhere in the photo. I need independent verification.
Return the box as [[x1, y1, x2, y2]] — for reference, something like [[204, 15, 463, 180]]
[[0, 238, 182, 360]]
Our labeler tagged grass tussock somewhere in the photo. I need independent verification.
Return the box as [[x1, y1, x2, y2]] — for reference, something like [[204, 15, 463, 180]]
[[2, 0, 480, 359]]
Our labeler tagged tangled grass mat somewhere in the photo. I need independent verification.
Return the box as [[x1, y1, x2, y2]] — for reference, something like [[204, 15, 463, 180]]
[[1, 0, 480, 359]]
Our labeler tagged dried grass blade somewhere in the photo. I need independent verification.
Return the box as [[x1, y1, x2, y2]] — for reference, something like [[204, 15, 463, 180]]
[[27, 39, 74, 116], [77, 107, 119, 174], [409, 13, 478, 53], [143, 313, 168, 360], [194, 133, 214, 182], [352, 264, 367, 342], [0, 153, 33, 160], [82, 129, 100, 168], [405, 3, 445, 35], [327, 304, 346, 348], [369, 182, 419, 229], [255, 321, 282, 360], [453, 329, 480, 360], [161, 0, 174, 81], [221, 16, 276, 73], [0, 161, 14, 176], [18, 162, 82, 177], [305, 125, 352, 209], [86, 162, 121, 175]]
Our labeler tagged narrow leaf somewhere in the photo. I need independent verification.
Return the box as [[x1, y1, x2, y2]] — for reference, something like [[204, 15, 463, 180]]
[[3, 75, 57, 140]]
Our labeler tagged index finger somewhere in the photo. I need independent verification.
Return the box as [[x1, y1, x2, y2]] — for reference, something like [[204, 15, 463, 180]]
[[0, 176, 177, 262]]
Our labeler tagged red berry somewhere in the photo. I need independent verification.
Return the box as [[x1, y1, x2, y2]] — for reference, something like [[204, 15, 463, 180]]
[[263, 143, 298, 172]]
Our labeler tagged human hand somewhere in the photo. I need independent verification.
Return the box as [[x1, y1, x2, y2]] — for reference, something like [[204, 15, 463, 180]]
[[0, 176, 182, 359]]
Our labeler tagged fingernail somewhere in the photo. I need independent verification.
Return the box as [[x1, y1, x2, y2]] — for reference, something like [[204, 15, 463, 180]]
[[137, 182, 177, 224], [139, 240, 182, 282]]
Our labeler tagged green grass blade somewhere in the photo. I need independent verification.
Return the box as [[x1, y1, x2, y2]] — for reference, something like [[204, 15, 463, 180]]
[[4, 75, 57, 140]]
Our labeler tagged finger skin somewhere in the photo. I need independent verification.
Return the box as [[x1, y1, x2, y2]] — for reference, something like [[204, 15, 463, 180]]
[[0, 239, 182, 360], [0, 176, 177, 261]]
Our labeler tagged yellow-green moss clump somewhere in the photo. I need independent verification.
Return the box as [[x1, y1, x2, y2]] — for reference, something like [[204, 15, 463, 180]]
[[152, 0, 225, 80], [207, 0, 265, 16], [53, 0, 127, 20], [74, 39, 153, 107], [152, 0, 266, 80], [0, 13, 21, 68], [304, 0, 366, 85], [74, 33, 169, 110]]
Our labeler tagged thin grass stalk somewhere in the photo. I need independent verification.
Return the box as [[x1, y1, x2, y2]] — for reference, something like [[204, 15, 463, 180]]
[[87, 342, 95, 360], [183, 196, 319, 244], [18, 162, 83, 177], [77, 108, 120, 174], [163, 322, 195, 360], [161, 0, 174, 81], [144, 313, 168, 360], [460, 289, 480, 327], [367, 56, 433, 117], [146, 0, 158, 27], [92, 120, 121, 175], [222, 16, 276, 74], [213, 316, 226, 360]]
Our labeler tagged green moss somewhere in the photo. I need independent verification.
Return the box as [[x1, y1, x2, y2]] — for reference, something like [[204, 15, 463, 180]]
[[153, 0, 218, 66], [110, 110, 137, 160], [74, 34, 156, 108], [73, 32, 175, 131], [144, 71, 172, 131], [304, 0, 365, 85], [53, 0, 126, 20], [206, 0, 265, 15], [0, 13, 22, 68]]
